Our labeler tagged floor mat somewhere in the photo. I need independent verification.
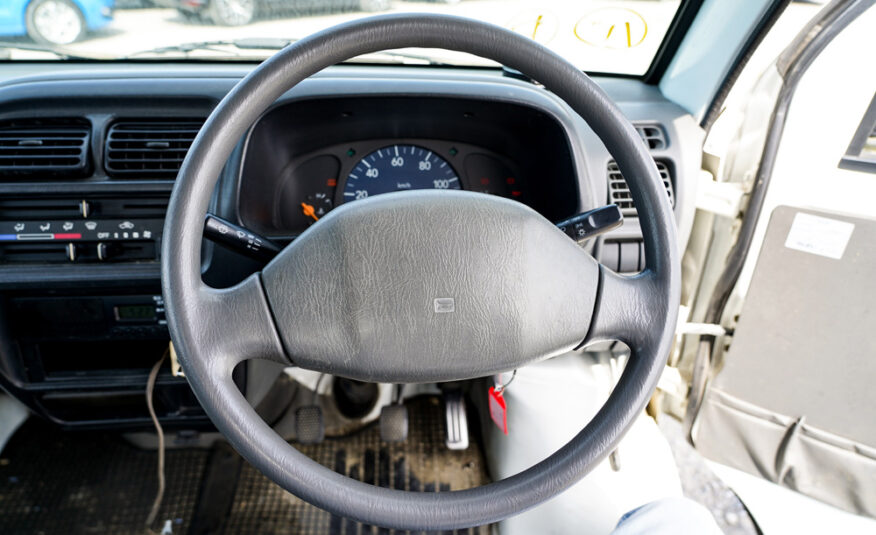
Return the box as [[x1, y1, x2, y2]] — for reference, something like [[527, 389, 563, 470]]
[[0, 396, 490, 535], [223, 396, 490, 535], [0, 420, 208, 534]]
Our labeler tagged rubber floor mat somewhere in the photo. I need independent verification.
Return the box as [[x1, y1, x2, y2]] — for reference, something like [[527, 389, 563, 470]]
[[0, 396, 491, 534], [0, 421, 209, 534], [223, 396, 491, 535]]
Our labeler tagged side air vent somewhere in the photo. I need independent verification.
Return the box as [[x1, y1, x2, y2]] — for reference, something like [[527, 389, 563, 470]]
[[105, 120, 204, 178], [0, 118, 90, 177], [608, 160, 675, 215], [635, 124, 667, 150]]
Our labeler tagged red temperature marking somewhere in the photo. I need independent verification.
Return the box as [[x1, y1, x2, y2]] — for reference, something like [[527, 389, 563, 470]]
[[54, 233, 82, 240]]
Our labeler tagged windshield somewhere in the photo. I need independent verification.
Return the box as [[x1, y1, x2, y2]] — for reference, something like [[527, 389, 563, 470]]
[[1, 0, 683, 75]]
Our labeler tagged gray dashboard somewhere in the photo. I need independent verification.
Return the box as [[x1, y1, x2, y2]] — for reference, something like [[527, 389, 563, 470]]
[[0, 63, 702, 273], [0, 62, 702, 428]]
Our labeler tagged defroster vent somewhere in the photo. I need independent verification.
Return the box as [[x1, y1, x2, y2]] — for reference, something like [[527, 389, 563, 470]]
[[0, 118, 90, 178], [105, 119, 204, 178]]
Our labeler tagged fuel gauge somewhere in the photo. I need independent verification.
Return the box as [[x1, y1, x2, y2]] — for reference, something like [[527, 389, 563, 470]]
[[301, 192, 333, 223], [277, 155, 340, 233]]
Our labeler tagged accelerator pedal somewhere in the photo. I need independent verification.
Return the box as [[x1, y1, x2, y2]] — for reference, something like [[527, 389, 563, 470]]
[[443, 388, 469, 450]]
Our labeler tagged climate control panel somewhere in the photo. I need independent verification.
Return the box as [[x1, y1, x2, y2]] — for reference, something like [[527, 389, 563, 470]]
[[0, 196, 166, 264]]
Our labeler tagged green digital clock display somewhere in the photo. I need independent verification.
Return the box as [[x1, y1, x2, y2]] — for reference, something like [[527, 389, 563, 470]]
[[114, 305, 156, 322]]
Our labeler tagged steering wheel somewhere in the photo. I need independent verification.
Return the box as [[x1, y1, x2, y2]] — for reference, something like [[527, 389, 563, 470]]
[[162, 14, 679, 531]]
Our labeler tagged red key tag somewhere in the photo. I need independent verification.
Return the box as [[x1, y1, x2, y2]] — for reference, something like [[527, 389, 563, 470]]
[[488, 386, 508, 435]]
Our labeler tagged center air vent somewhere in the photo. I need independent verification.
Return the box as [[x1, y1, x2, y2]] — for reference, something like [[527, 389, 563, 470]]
[[0, 118, 90, 178], [105, 120, 204, 178], [608, 160, 675, 215]]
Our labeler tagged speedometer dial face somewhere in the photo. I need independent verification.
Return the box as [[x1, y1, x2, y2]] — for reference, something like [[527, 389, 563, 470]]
[[343, 144, 460, 202]]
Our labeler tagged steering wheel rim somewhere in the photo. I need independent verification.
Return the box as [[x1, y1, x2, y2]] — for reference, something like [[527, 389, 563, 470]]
[[162, 13, 679, 530]]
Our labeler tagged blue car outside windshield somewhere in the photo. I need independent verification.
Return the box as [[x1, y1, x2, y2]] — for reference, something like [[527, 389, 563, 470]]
[[0, 0, 112, 46]]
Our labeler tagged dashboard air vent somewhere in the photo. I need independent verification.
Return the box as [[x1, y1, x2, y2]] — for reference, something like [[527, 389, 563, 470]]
[[105, 120, 204, 178], [635, 125, 667, 150], [0, 118, 90, 177], [608, 160, 675, 215]]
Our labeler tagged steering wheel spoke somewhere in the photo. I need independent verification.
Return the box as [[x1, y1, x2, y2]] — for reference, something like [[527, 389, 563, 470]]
[[173, 274, 289, 379], [585, 267, 666, 353]]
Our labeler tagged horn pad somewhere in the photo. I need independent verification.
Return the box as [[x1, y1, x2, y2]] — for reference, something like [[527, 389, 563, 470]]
[[261, 190, 599, 382]]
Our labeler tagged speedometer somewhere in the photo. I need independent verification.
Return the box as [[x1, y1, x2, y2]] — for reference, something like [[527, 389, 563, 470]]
[[342, 144, 460, 202]]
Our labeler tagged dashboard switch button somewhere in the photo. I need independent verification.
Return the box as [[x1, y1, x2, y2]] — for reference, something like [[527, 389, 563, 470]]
[[600, 241, 620, 272], [66, 243, 77, 262], [619, 242, 640, 273], [96, 242, 108, 261]]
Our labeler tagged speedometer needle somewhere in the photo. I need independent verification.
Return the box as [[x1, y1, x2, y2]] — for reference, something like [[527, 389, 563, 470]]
[[301, 202, 319, 222]]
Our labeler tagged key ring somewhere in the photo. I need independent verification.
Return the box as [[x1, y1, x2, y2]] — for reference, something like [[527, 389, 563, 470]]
[[494, 370, 517, 395]]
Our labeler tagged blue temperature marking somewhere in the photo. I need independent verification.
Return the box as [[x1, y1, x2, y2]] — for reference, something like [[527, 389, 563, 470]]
[[0, 234, 17, 241]]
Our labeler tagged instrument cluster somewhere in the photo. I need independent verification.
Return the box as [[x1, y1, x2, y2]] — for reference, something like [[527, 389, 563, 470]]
[[279, 139, 526, 234], [236, 96, 579, 237]]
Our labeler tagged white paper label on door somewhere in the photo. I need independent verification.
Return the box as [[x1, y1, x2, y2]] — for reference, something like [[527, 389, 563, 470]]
[[784, 212, 854, 260]]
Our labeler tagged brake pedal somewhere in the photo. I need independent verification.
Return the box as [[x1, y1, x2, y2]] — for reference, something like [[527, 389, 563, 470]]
[[379, 404, 409, 443], [443, 389, 469, 450], [295, 405, 325, 444]]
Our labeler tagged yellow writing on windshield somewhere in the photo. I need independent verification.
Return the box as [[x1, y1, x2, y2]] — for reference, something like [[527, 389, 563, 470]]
[[507, 10, 560, 44], [575, 8, 648, 49], [507, 6, 649, 50]]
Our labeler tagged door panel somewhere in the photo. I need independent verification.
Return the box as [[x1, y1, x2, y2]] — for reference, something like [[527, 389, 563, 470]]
[[693, 206, 876, 518], [689, 2, 876, 521]]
